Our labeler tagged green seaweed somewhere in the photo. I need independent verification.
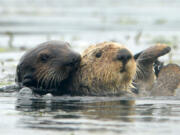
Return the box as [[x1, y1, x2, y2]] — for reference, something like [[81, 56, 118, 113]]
[[0, 82, 13, 87], [0, 47, 23, 52], [154, 19, 167, 25], [116, 17, 138, 25], [0, 48, 7, 52]]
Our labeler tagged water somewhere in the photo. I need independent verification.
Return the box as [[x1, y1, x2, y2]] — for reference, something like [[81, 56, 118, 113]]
[[1, 94, 180, 135], [1, 0, 180, 134]]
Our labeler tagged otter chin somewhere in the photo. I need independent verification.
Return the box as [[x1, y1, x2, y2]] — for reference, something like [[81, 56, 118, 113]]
[[65, 42, 136, 96], [15, 40, 81, 95]]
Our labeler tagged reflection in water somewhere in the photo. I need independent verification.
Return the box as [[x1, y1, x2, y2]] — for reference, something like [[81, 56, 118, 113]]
[[15, 96, 180, 134], [16, 96, 136, 132]]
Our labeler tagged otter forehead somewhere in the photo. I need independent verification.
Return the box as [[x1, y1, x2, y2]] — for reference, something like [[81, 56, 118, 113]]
[[25, 41, 73, 60], [95, 42, 127, 51], [38, 45, 72, 57], [82, 42, 132, 58], [38, 42, 71, 55], [99, 42, 125, 47], [39, 40, 70, 48]]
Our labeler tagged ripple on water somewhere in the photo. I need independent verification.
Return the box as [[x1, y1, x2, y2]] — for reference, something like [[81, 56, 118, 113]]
[[1, 95, 175, 135]]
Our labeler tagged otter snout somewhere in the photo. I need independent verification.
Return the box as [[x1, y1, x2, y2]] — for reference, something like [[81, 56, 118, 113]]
[[71, 53, 81, 66], [117, 49, 132, 65], [64, 53, 81, 66]]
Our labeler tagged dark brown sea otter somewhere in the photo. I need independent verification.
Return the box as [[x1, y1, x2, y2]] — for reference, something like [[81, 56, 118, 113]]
[[15, 40, 81, 95]]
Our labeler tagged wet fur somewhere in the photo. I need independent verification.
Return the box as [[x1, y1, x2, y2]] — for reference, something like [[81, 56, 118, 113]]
[[133, 44, 171, 96], [65, 42, 136, 96], [151, 64, 180, 96], [16, 40, 81, 95]]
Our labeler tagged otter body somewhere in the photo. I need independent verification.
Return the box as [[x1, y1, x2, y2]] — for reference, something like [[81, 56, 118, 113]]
[[64, 42, 174, 97], [151, 64, 180, 96], [16, 40, 81, 95], [65, 42, 136, 96]]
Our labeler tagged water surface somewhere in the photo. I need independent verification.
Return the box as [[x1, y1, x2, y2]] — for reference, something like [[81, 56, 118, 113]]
[[1, 93, 180, 135]]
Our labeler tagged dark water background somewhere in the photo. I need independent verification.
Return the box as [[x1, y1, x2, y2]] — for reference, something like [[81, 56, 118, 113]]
[[0, 0, 180, 135]]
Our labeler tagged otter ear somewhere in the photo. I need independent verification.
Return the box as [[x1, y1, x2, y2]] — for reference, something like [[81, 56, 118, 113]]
[[39, 53, 50, 62]]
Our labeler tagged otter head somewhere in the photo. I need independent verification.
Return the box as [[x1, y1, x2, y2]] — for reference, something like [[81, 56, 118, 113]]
[[16, 40, 81, 90], [74, 42, 136, 96]]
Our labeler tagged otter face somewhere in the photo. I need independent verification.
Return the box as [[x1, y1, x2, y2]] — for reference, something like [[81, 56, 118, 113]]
[[35, 42, 80, 89], [78, 42, 136, 95], [16, 41, 81, 90]]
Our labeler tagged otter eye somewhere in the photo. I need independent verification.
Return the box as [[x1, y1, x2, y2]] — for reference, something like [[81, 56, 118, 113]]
[[40, 54, 50, 62], [95, 51, 102, 58]]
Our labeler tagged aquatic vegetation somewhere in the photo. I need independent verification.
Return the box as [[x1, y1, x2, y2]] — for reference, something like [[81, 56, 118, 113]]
[[5, 31, 14, 48], [0, 48, 8, 52], [0, 81, 13, 87], [116, 17, 138, 25], [134, 30, 143, 45], [154, 19, 167, 25]]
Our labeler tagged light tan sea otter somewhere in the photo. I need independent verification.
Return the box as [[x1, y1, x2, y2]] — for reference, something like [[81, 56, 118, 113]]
[[65, 42, 175, 96]]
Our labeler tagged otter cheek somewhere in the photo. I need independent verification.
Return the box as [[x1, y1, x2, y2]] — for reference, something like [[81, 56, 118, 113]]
[[64, 66, 73, 78], [129, 59, 136, 77], [124, 60, 135, 74], [65, 66, 73, 73]]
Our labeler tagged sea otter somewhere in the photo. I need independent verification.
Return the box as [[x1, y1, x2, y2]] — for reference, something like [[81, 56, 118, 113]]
[[65, 42, 136, 96], [64, 42, 172, 96], [15, 40, 81, 95]]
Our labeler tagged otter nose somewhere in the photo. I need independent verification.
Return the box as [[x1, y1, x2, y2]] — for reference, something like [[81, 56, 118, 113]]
[[72, 54, 81, 64], [117, 49, 132, 64], [65, 53, 81, 66]]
